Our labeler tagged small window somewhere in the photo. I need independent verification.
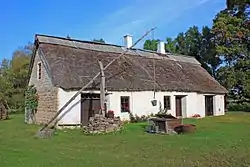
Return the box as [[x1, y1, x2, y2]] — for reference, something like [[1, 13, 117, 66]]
[[164, 96, 171, 110], [121, 96, 130, 113], [37, 62, 42, 79]]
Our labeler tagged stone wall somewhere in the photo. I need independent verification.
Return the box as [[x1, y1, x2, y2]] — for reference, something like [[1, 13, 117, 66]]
[[28, 49, 58, 124], [83, 114, 122, 134]]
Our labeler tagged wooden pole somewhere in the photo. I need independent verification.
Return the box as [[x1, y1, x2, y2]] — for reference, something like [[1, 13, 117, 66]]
[[38, 27, 156, 132], [98, 61, 105, 117]]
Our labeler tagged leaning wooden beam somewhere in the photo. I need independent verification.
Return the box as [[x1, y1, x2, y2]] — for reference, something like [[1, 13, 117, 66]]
[[38, 27, 156, 133], [98, 61, 106, 116]]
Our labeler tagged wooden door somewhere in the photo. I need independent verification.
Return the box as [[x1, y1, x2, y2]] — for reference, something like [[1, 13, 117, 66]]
[[81, 98, 90, 126], [90, 99, 101, 117], [175, 96, 182, 117], [81, 94, 101, 126], [205, 96, 214, 116]]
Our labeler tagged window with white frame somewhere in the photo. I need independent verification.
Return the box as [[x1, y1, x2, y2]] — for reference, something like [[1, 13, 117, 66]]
[[121, 96, 130, 113], [164, 96, 171, 110]]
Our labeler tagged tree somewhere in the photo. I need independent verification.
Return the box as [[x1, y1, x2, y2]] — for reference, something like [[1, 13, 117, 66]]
[[0, 59, 12, 109], [212, 0, 250, 99], [183, 26, 202, 57], [0, 43, 32, 112], [175, 32, 187, 54], [201, 26, 221, 78], [93, 38, 105, 44], [142, 26, 218, 76], [226, 0, 250, 17], [143, 39, 158, 51], [172, 26, 215, 75], [212, 12, 249, 65], [165, 38, 177, 53]]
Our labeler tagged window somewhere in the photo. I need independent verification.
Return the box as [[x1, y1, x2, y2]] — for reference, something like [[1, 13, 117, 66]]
[[121, 96, 130, 112], [37, 62, 42, 79], [164, 96, 171, 110]]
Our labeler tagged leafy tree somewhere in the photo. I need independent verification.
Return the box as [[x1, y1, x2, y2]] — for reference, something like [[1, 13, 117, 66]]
[[0, 43, 32, 112], [0, 59, 10, 72], [165, 38, 177, 53], [213, 0, 250, 99], [142, 26, 218, 76], [93, 38, 106, 44], [226, 0, 250, 17], [175, 32, 187, 54], [0, 59, 12, 109], [183, 26, 202, 57], [143, 39, 158, 51], [182, 26, 215, 75], [201, 26, 221, 78], [212, 12, 249, 65]]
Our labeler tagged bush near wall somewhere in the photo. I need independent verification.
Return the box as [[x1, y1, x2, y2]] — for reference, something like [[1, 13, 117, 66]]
[[228, 102, 250, 112]]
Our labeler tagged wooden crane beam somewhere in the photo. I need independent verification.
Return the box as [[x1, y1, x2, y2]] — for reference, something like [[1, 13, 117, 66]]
[[98, 60, 106, 116]]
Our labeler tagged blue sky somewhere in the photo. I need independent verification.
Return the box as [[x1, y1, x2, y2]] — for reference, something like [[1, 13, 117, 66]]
[[0, 0, 226, 60]]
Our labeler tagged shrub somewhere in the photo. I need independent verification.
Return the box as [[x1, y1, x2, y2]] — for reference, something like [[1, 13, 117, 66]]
[[228, 102, 250, 112], [24, 85, 38, 123], [129, 112, 150, 123]]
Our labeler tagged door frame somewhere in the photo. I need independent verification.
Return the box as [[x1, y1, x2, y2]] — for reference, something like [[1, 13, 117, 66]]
[[205, 95, 214, 116], [81, 93, 101, 126], [175, 95, 186, 117]]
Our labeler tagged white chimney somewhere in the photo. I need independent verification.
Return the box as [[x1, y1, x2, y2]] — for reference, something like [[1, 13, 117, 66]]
[[157, 41, 165, 54], [124, 34, 133, 48]]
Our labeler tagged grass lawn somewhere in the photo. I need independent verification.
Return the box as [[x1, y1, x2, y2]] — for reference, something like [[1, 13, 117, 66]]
[[1, 112, 250, 167]]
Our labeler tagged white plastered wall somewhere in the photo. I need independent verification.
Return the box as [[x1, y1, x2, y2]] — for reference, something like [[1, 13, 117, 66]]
[[107, 91, 206, 121], [57, 88, 81, 125], [56, 88, 225, 124]]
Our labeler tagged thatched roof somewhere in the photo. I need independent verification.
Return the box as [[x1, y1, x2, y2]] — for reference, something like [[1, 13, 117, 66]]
[[32, 35, 227, 94]]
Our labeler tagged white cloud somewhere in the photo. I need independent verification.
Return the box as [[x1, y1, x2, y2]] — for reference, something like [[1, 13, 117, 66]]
[[91, 0, 211, 46]]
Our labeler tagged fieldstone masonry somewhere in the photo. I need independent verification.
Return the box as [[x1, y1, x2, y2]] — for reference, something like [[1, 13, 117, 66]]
[[27, 50, 58, 124], [83, 114, 122, 134]]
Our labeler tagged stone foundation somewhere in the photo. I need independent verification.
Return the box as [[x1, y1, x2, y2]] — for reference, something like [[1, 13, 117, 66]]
[[83, 114, 122, 134]]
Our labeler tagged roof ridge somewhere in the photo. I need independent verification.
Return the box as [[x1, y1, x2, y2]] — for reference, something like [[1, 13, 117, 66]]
[[136, 48, 197, 59], [36, 34, 200, 65], [35, 34, 122, 48], [35, 34, 196, 59]]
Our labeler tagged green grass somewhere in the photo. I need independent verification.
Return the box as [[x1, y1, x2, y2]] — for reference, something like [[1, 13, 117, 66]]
[[1, 112, 250, 167]]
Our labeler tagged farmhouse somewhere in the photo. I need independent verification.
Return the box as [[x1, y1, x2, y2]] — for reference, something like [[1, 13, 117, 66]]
[[27, 34, 227, 126]]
